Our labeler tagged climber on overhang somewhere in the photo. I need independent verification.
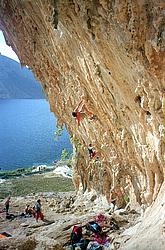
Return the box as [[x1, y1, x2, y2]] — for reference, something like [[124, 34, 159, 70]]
[[88, 144, 96, 159], [72, 100, 96, 126]]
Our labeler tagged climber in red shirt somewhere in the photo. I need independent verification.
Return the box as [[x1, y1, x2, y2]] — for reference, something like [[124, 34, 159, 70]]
[[72, 100, 95, 126]]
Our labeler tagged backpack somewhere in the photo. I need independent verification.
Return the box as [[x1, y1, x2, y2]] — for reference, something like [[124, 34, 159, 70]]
[[87, 242, 103, 250], [71, 226, 82, 244], [86, 221, 102, 234]]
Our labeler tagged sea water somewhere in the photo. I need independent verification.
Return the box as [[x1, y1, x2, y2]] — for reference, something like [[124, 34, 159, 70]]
[[0, 99, 72, 171]]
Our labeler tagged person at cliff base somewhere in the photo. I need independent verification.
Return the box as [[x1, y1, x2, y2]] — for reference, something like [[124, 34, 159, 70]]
[[72, 100, 95, 126], [25, 204, 33, 217], [86, 222, 111, 250], [4, 196, 11, 215], [95, 213, 119, 231], [93, 231, 111, 248], [0, 232, 12, 238], [69, 225, 89, 250], [109, 186, 126, 212], [35, 199, 44, 222]]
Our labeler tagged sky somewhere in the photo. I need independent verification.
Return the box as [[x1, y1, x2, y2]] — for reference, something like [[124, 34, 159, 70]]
[[0, 30, 19, 62]]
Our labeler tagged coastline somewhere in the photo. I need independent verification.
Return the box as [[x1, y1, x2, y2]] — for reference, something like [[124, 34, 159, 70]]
[[0, 161, 74, 199], [0, 160, 71, 180]]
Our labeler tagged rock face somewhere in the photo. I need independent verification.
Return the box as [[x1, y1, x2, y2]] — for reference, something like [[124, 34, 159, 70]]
[[0, 1, 164, 248]]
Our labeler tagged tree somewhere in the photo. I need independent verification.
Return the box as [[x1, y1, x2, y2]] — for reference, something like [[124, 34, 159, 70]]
[[61, 149, 70, 161], [54, 126, 63, 141]]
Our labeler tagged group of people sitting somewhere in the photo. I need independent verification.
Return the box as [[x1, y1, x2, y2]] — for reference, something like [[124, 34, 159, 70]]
[[21, 199, 44, 222], [66, 213, 119, 250], [4, 197, 44, 222]]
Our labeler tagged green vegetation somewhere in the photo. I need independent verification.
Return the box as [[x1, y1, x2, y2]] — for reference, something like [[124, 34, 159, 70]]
[[54, 128, 73, 163], [54, 126, 63, 141], [70, 135, 82, 150], [0, 174, 74, 199], [0, 167, 34, 179], [94, 63, 102, 78], [124, 194, 130, 204], [60, 149, 73, 168], [61, 149, 70, 161]]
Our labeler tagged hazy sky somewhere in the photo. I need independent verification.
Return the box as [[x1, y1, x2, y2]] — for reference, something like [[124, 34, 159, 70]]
[[0, 30, 19, 62]]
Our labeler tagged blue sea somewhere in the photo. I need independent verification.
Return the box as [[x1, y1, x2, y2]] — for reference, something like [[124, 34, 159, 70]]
[[0, 99, 72, 171]]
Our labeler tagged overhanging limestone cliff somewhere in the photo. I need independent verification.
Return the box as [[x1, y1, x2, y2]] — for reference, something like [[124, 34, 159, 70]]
[[0, 0, 164, 209]]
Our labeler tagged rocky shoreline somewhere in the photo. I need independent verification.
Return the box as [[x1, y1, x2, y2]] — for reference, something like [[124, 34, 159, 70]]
[[0, 160, 71, 180]]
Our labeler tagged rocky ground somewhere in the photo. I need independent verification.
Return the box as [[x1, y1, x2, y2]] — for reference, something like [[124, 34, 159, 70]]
[[0, 191, 142, 250]]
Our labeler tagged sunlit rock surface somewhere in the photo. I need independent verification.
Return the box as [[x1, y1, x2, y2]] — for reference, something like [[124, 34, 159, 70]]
[[0, 1, 165, 249]]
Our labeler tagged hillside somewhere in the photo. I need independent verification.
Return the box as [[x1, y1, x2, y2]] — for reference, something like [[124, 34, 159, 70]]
[[0, 55, 45, 98]]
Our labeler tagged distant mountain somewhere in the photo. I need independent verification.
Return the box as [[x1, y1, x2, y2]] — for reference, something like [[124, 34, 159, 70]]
[[0, 55, 45, 99]]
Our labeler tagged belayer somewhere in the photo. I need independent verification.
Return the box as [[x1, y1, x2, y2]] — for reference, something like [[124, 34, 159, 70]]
[[35, 199, 44, 222]]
